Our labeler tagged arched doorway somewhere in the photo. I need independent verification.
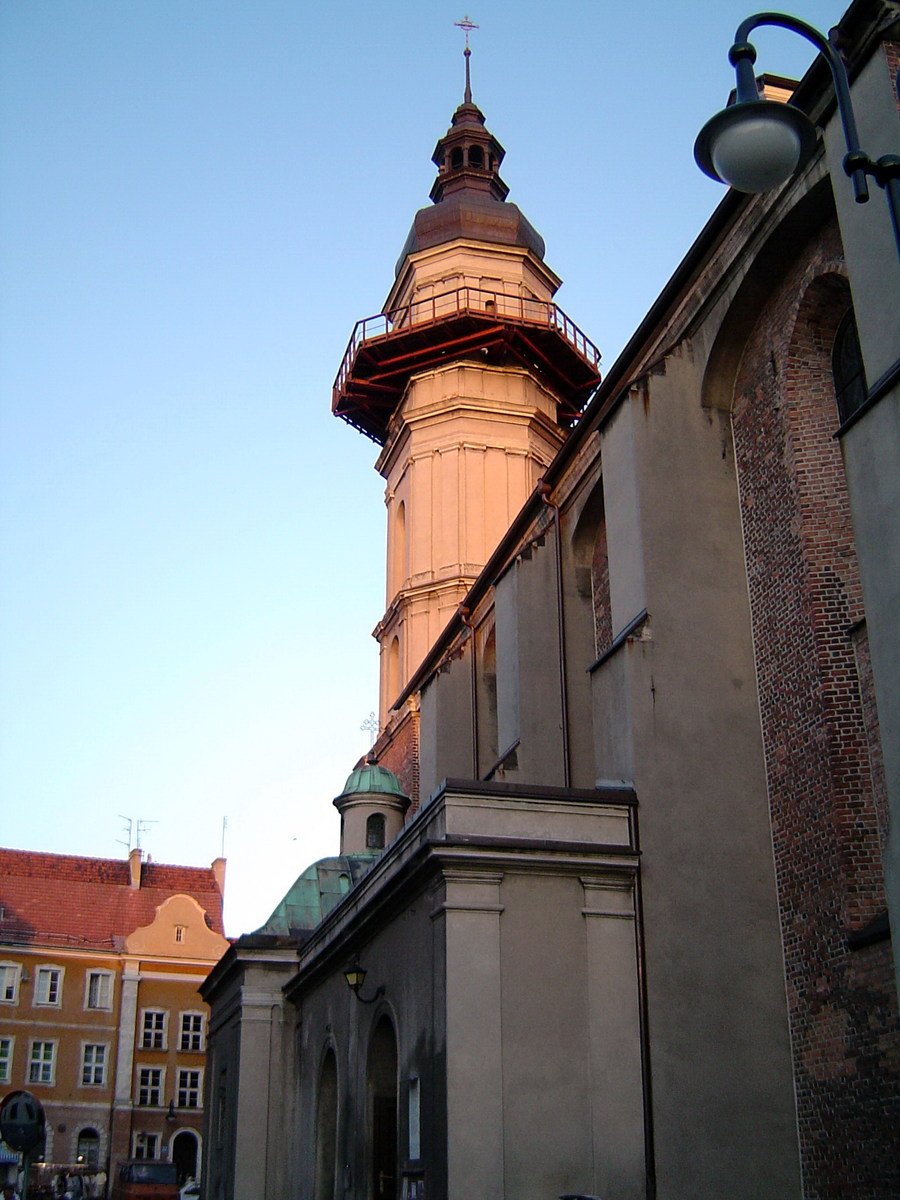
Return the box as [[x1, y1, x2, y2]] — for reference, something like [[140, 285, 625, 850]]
[[171, 1130, 199, 1185], [367, 1016, 398, 1200]]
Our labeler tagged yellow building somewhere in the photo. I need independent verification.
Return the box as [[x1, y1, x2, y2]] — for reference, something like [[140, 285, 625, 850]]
[[0, 847, 228, 1189]]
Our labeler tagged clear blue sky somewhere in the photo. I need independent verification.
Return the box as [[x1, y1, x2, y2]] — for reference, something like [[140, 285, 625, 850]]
[[1, 0, 845, 935]]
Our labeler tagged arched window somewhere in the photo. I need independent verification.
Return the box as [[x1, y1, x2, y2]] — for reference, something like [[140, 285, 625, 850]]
[[388, 636, 401, 705], [468, 145, 484, 168], [366, 814, 386, 850], [391, 501, 406, 599], [315, 1049, 338, 1200], [450, 147, 464, 170], [76, 1128, 100, 1167], [832, 308, 867, 424]]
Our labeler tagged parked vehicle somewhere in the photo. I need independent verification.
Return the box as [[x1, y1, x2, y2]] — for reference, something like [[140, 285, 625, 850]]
[[110, 1161, 179, 1200]]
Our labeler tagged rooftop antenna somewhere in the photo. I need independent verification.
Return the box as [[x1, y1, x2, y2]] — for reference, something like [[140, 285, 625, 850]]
[[454, 14, 479, 103], [221, 815, 228, 858], [117, 814, 134, 853], [135, 818, 157, 850]]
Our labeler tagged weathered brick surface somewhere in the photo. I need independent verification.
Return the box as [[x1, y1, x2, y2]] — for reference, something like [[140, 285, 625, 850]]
[[732, 223, 899, 1198], [374, 706, 420, 812], [591, 519, 612, 655]]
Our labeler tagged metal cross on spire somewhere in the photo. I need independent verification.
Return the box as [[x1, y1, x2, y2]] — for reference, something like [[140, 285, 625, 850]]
[[454, 14, 479, 103]]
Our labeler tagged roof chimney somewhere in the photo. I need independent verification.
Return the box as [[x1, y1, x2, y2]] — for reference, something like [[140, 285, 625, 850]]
[[211, 857, 226, 894], [129, 847, 143, 890]]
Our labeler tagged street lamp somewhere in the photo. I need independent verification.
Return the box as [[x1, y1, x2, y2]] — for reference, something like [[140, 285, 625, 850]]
[[694, 11, 900, 256], [343, 960, 385, 1005]]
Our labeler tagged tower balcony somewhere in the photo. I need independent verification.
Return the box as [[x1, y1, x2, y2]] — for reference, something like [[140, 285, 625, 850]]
[[332, 286, 602, 445]]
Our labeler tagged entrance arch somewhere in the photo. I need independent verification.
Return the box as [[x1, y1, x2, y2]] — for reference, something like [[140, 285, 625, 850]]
[[171, 1130, 199, 1185], [367, 1016, 398, 1200]]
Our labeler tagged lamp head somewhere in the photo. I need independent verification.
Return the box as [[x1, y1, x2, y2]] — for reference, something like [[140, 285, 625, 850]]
[[695, 98, 817, 193], [343, 963, 367, 994]]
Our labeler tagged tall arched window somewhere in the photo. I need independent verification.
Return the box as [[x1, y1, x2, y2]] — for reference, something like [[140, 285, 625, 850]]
[[388, 636, 401, 705], [391, 501, 407, 599], [832, 307, 867, 425]]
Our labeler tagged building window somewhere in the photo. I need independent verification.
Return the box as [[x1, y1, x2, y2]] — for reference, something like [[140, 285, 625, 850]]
[[34, 966, 63, 1007], [0, 963, 21, 1004], [76, 1128, 101, 1168], [81, 1043, 107, 1087], [133, 1133, 160, 1160], [833, 307, 868, 425], [366, 813, 386, 850], [0, 1037, 13, 1083], [179, 1013, 205, 1052], [28, 1040, 56, 1085], [174, 925, 186, 943], [141, 1010, 167, 1050], [85, 971, 113, 1011], [177, 1068, 202, 1109], [137, 1067, 163, 1107]]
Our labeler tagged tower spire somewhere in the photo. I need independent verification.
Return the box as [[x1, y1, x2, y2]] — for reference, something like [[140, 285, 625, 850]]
[[454, 15, 479, 104]]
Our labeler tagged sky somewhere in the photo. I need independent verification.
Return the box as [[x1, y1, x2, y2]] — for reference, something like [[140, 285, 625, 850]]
[[0, 0, 846, 937]]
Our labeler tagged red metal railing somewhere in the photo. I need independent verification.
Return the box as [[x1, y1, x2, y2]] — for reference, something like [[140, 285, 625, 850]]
[[333, 286, 601, 401]]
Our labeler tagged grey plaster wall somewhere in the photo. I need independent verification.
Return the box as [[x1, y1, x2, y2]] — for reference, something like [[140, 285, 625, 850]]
[[417, 650, 475, 802], [825, 44, 900, 998], [596, 357, 801, 1198]]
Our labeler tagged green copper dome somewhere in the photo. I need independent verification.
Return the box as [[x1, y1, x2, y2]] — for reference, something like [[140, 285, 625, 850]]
[[337, 763, 408, 801]]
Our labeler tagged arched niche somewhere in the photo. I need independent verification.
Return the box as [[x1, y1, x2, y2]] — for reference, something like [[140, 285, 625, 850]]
[[315, 1047, 339, 1200]]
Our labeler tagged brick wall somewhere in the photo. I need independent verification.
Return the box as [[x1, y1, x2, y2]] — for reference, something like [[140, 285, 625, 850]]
[[732, 222, 899, 1198], [374, 705, 420, 813]]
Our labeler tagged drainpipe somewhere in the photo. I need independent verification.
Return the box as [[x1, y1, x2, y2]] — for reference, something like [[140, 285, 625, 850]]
[[538, 480, 571, 788], [458, 605, 479, 778]]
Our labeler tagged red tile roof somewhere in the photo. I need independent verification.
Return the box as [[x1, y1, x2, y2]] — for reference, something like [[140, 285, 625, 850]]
[[0, 848, 225, 950]]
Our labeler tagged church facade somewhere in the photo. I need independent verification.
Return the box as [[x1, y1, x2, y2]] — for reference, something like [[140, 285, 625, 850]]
[[201, 2, 900, 1197]]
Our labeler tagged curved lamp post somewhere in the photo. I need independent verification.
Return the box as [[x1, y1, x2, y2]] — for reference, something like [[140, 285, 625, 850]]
[[694, 11, 900, 256]]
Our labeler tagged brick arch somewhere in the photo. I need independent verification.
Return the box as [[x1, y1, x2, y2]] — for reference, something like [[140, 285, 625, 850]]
[[701, 174, 835, 413], [731, 236, 898, 1197]]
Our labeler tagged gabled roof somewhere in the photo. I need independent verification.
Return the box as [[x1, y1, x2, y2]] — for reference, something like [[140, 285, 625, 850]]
[[0, 847, 225, 951]]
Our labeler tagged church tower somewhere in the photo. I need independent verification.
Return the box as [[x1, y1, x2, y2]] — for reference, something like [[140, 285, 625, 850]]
[[333, 45, 601, 733]]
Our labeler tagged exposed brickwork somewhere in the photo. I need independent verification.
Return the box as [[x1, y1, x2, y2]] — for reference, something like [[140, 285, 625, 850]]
[[884, 42, 900, 117], [732, 224, 899, 1198], [591, 518, 612, 655], [372, 705, 420, 813]]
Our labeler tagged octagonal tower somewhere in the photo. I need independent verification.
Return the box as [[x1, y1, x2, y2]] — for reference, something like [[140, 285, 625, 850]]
[[333, 50, 601, 728]]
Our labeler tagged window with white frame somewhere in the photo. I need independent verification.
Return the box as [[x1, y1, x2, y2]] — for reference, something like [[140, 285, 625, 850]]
[[136, 1066, 163, 1107], [140, 1009, 167, 1050], [177, 1068, 202, 1109], [81, 1043, 107, 1087], [0, 1037, 13, 1083], [28, 1039, 56, 1085], [85, 970, 113, 1011], [179, 1012, 204, 1052], [0, 963, 21, 1004], [174, 925, 186, 943], [132, 1132, 160, 1160], [34, 966, 63, 1006]]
